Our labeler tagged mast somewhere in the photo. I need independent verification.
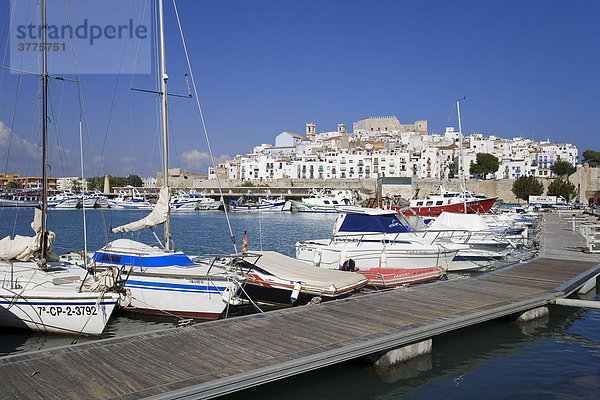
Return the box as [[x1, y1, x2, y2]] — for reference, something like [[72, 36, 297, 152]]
[[158, 0, 171, 250], [457, 98, 467, 214], [40, 0, 49, 265]]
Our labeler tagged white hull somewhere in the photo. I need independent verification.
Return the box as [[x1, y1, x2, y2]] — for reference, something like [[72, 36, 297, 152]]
[[197, 201, 221, 210], [170, 200, 201, 211], [49, 198, 81, 208], [108, 200, 153, 210], [93, 239, 244, 319], [0, 261, 118, 335], [123, 272, 242, 318], [296, 238, 457, 271]]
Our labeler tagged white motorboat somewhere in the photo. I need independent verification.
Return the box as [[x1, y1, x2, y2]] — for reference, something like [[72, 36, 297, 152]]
[[107, 187, 153, 210], [229, 193, 287, 211], [421, 212, 517, 271], [0, 189, 40, 207], [290, 189, 354, 213], [295, 207, 460, 287], [170, 190, 201, 211], [48, 190, 81, 209], [192, 191, 222, 210]]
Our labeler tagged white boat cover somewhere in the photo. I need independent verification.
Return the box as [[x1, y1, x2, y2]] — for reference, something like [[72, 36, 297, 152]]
[[426, 211, 488, 231], [112, 187, 169, 234], [0, 208, 57, 261], [252, 251, 366, 289]]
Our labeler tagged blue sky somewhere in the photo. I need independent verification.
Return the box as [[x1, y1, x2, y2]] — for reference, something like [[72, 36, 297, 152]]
[[1, 0, 599, 178]]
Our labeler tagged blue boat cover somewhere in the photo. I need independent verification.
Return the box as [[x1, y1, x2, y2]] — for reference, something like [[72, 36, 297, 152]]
[[93, 251, 194, 267], [338, 214, 410, 233]]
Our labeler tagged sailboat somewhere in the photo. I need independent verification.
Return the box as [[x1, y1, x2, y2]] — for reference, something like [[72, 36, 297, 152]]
[[92, 0, 245, 319], [0, 0, 119, 335]]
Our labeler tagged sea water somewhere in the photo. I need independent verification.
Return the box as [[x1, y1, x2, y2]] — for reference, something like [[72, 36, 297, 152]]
[[1, 208, 599, 399]]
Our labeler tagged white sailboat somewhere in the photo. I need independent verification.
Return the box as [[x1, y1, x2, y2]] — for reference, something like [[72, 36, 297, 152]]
[[93, 0, 245, 319], [0, 0, 119, 335]]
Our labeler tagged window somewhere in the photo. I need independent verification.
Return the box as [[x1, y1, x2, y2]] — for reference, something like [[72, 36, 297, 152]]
[[324, 200, 330, 204], [426, 201, 433, 206], [416, 201, 424, 206], [436, 201, 443, 205]]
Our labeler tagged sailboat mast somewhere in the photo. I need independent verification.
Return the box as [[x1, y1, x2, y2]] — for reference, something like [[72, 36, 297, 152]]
[[158, 0, 170, 250], [40, 0, 49, 264], [457, 98, 467, 214]]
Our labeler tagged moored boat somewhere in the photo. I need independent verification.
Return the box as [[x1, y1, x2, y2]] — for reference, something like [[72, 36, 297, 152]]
[[390, 185, 496, 217], [231, 251, 367, 307], [295, 207, 460, 287]]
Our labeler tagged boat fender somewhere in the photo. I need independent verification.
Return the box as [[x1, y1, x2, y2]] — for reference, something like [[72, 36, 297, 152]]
[[313, 249, 322, 266], [290, 282, 302, 303], [340, 258, 356, 272], [339, 250, 347, 267], [380, 251, 387, 268]]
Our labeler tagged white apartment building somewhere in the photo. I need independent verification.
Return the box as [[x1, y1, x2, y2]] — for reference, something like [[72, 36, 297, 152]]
[[213, 117, 578, 182]]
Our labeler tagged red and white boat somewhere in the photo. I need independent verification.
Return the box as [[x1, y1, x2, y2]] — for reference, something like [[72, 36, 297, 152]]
[[391, 185, 497, 217]]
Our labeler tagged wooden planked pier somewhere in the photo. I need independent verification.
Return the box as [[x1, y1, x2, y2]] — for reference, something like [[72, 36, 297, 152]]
[[0, 213, 599, 399]]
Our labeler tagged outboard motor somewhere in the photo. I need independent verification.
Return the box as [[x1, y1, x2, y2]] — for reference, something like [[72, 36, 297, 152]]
[[340, 258, 356, 272]]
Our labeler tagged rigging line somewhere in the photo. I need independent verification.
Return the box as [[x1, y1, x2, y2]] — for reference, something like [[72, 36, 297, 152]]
[[46, 84, 69, 178], [172, 0, 238, 254], [0, 1, 15, 107]]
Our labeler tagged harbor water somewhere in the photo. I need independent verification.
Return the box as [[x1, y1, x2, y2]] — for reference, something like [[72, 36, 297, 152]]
[[1, 208, 599, 399]]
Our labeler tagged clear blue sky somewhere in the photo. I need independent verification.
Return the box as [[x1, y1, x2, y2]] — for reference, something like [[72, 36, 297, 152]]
[[1, 0, 599, 178]]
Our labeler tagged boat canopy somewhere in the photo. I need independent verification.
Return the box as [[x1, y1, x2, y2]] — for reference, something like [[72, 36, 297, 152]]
[[0, 208, 57, 261], [426, 212, 488, 231], [251, 251, 367, 290], [112, 187, 169, 234], [337, 213, 410, 234]]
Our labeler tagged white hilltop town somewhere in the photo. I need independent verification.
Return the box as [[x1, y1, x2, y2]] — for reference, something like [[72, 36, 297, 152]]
[[208, 116, 578, 182]]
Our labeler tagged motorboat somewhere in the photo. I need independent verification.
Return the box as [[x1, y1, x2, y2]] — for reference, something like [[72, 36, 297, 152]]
[[391, 185, 497, 217], [290, 189, 354, 213], [295, 207, 461, 287], [229, 193, 287, 211], [48, 190, 81, 209], [418, 212, 521, 271], [0, 190, 40, 207], [229, 251, 367, 307], [107, 187, 153, 210], [191, 190, 221, 210], [170, 190, 201, 211]]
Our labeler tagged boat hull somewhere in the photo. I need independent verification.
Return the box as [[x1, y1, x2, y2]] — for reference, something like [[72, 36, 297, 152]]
[[359, 266, 446, 288], [121, 273, 241, 319], [394, 197, 497, 216], [0, 290, 118, 335]]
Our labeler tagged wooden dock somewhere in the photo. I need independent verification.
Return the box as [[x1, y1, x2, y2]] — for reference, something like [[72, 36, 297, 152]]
[[1, 213, 599, 399]]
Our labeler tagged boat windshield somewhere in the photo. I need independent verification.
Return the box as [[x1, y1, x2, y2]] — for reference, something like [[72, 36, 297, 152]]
[[338, 213, 410, 233]]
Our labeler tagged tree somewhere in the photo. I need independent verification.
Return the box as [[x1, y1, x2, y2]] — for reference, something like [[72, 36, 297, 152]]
[[126, 174, 143, 187], [87, 176, 104, 191], [550, 160, 576, 178], [71, 181, 81, 192], [512, 175, 544, 202], [6, 180, 22, 189], [547, 178, 577, 202], [469, 153, 499, 179], [447, 162, 457, 179], [582, 150, 600, 167]]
